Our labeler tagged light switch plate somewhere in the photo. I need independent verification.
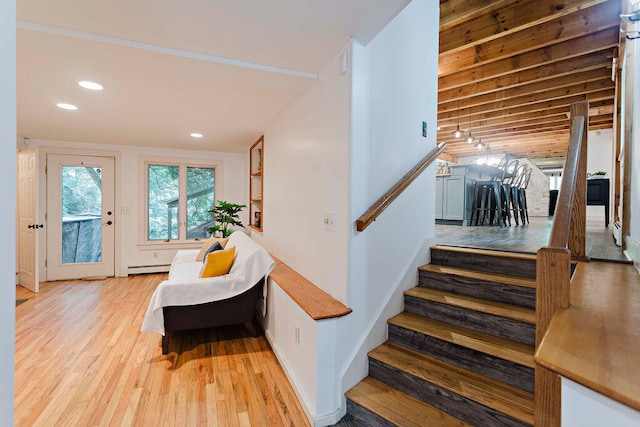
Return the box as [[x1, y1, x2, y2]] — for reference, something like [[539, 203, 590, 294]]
[[324, 212, 336, 231]]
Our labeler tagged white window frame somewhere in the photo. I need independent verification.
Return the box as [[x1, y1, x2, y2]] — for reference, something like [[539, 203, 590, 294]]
[[138, 157, 222, 248]]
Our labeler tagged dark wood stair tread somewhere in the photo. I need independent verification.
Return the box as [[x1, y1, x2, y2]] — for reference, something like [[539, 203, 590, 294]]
[[419, 264, 537, 289], [431, 245, 578, 265], [346, 377, 471, 427], [405, 287, 536, 324], [389, 313, 535, 368], [370, 342, 534, 425], [431, 245, 538, 261]]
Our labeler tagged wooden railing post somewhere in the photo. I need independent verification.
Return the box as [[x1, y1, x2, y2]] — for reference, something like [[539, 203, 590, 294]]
[[568, 101, 588, 259], [536, 100, 589, 426], [535, 247, 572, 427]]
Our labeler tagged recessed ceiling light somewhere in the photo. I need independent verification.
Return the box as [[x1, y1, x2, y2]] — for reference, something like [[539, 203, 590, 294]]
[[57, 103, 78, 110], [190, 133, 204, 138], [78, 81, 103, 90]]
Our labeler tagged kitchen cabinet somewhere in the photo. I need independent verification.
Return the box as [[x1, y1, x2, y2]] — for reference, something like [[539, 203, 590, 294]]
[[435, 166, 473, 224]]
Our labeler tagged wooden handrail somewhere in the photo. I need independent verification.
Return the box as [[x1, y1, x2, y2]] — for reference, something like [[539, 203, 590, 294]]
[[355, 142, 446, 232], [535, 100, 589, 427], [548, 116, 585, 247]]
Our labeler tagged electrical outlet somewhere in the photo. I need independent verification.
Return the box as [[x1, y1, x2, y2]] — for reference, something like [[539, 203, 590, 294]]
[[422, 121, 427, 138]]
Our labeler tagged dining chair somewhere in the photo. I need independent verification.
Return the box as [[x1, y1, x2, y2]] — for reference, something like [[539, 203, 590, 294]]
[[507, 164, 526, 225], [470, 159, 518, 227], [515, 167, 532, 224], [498, 160, 520, 226]]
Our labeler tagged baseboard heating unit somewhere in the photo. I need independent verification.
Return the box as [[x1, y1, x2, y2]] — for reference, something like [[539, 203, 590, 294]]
[[127, 264, 171, 275], [613, 221, 622, 247]]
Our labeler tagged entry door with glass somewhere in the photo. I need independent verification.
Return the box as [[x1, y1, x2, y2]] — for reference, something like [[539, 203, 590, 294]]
[[46, 154, 115, 280]]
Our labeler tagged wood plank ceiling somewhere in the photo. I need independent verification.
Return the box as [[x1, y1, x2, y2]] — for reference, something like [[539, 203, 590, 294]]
[[437, 0, 621, 169]]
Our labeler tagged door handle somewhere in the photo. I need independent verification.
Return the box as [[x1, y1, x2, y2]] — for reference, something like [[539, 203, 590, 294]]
[[28, 224, 44, 229], [28, 224, 34, 229]]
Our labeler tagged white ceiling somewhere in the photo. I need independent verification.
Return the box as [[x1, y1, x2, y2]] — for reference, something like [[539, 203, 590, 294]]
[[17, 0, 410, 152]]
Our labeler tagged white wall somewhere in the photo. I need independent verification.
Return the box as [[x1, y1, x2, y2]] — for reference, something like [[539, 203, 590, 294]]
[[262, 47, 351, 302], [260, 39, 352, 424], [0, 0, 16, 424], [342, 0, 438, 402], [562, 378, 640, 426], [627, 6, 640, 269], [259, 1, 438, 424], [587, 128, 614, 221], [17, 139, 246, 278]]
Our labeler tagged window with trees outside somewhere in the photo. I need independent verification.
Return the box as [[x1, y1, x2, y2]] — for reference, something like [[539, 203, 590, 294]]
[[145, 161, 217, 242]]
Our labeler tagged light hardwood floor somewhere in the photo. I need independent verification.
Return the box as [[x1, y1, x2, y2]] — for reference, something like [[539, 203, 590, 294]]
[[15, 274, 310, 427]]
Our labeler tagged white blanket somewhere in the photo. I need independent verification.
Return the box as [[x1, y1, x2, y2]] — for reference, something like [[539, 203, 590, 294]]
[[141, 231, 275, 335]]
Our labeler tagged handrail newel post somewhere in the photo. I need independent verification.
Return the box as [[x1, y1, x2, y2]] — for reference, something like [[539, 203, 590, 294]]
[[535, 247, 571, 427], [535, 100, 589, 427], [568, 101, 589, 259]]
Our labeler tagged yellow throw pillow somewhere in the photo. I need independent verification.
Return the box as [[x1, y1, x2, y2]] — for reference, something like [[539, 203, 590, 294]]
[[199, 246, 236, 278], [195, 236, 228, 262]]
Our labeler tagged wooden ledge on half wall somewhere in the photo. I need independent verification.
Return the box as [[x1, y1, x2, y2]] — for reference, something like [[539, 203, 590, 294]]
[[534, 261, 640, 412], [269, 256, 352, 320]]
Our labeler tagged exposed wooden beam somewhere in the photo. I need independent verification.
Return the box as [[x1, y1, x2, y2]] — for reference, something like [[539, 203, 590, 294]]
[[439, 65, 611, 102], [437, 0, 621, 164], [439, 0, 608, 54], [440, 51, 611, 99], [439, 0, 515, 31], [438, 31, 619, 91], [439, 1, 621, 75], [437, 100, 615, 131], [437, 89, 615, 120]]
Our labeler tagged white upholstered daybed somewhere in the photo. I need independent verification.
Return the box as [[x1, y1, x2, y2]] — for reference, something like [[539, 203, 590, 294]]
[[141, 231, 275, 354]]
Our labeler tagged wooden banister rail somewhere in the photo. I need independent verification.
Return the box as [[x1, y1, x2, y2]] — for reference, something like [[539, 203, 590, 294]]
[[535, 100, 589, 427], [548, 117, 585, 248], [355, 142, 446, 232]]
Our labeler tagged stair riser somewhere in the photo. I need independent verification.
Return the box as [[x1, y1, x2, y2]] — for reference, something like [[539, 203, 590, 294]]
[[388, 324, 534, 393], [419, 270, 536, 309], [404, 296, 535, 346], [431, 250, 536, 279], [369, 358, 531, 427], [345, 399, 395, 427]]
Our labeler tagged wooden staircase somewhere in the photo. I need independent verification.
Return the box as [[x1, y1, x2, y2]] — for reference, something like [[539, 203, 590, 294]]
[[345, 245, 538, 427]]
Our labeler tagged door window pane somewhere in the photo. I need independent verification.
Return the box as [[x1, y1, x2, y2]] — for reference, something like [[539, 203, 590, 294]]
[[61, 166, 102, 263], [148, 165, 179, 240], [186, 167, 215, 239]]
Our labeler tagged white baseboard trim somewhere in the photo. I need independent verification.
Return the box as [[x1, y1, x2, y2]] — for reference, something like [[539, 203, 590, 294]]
[[313, 406, 345, 427], [338, 235, 436, 394], [624, 236, 640, 274], [126, 264, 170, 275], [262, 326, 316, 426]]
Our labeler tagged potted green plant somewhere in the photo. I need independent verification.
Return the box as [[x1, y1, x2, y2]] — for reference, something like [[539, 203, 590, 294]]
[[207, 200, 246, 237]]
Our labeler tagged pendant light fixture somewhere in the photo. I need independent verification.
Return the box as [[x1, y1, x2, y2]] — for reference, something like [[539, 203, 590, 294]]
[[473, 113, 485, 148], [451, 100, 462, 138], [465, 106, 474, 143]]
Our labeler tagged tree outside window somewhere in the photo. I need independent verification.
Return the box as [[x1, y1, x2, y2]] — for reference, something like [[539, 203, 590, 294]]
[[147, 163, 215, 241]]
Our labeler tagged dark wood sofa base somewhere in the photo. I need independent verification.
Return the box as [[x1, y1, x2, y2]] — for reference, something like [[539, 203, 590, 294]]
[[161, 280, 263, 355]]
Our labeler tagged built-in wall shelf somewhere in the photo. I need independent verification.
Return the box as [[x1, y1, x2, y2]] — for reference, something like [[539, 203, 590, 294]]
[[249, 136, 264, 232]]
